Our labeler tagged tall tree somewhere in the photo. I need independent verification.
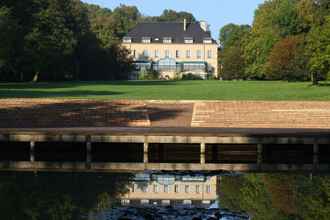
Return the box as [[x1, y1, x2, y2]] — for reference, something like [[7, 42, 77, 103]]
[[265, 35, 309, 81], [219, 24, 251, 79], [244, 0, 304, 79]]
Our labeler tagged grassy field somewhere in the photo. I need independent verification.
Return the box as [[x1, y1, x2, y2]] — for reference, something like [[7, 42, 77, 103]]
[[0, 80, 329, 100]]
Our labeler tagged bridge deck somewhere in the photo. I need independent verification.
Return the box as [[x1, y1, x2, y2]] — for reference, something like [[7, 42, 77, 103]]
[[0, 99, 330, 173]]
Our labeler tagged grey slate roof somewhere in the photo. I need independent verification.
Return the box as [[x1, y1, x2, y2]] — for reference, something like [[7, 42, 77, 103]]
[[125, 22, 217, 44]]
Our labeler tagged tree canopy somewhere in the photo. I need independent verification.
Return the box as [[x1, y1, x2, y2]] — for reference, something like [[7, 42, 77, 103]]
[[220, 0, 330, 82], [0, 0, 197, 82]]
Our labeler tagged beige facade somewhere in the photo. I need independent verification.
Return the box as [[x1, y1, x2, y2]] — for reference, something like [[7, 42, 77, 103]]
[[122, 42, 218, 78], [120, 176, 218, 206]]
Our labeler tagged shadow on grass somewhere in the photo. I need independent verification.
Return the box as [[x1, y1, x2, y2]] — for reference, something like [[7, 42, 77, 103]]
[[0, 90, 123, 99], [317, 82, 330, 87], [92, 80, 181, 86], [0, 80, 180, 90]]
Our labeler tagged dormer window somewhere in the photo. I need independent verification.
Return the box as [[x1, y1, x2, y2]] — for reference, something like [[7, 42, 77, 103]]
[[123, 37, 132, 43], [142, 37, 151, 44], [203, 38, 212, 44], [163, 37, 172, 44], [184, 37, 194, 44]]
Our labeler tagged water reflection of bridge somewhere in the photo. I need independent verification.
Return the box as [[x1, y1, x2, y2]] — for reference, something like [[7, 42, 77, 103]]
[[0, 127, 329, 173]]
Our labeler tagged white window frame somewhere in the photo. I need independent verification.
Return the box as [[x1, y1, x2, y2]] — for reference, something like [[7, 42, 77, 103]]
[[155, 50, 160, 58], [174, 184, 179, 193], [143, 50, 149, 57], [176, 50, 180, 58], [163, 37, 172, 44], [197, 50, 202, 59], [165, 50, 170, 58], [164, 185, 169, 193], [142, 186, 148, 193], [153, 184, 159, 193], [207, 50, 212, 59], [186, 50, 191, 58], [206, 185, 211, 193], [196, 185, 200, 194], [203, 38, 213, 44], [141, 200, 149, 205], [123, 37, 132, 43], [185, 185, 189, 193], [142, 37, 151, 44], [184, 37, 194, 44]]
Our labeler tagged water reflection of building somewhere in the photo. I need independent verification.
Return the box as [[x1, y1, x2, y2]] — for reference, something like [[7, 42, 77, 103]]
[[120, 174, 218, 207]]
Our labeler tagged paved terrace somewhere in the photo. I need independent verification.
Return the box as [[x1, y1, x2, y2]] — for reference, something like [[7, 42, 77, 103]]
[[1, 99, 330, 129], [0, 99, 330, 173]]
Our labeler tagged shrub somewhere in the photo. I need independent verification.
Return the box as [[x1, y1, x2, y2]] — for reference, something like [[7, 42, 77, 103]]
[[181, 73, 203, 80], [138, 69, 159, 80]]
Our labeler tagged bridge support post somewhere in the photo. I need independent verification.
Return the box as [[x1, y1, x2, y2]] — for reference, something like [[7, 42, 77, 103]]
[[257, 144, 263, 170], [313, 143, 319, 171], [144, 142, 149, 163], [86, 141, 92, 168], [30, 141, 35, 162], [200, 142, 206, 164]]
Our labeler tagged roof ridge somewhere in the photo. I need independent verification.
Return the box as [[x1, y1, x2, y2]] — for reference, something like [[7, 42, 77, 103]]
[[137, 21, 199, 24]]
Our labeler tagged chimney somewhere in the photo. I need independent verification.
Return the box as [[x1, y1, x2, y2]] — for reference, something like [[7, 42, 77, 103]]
[[200, 20, 209, 32], [184, 19, 187, 31]]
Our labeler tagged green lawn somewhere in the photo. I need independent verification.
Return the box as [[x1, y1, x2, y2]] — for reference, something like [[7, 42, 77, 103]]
[[0, 80, 329, 100]]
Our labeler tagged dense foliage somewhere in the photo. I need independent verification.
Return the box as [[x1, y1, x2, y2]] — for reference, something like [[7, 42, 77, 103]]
[[0, 0, 196, 82], [219, 174, 330, 220], [0, 173, 131, 220], [219, 0, 330, 82]]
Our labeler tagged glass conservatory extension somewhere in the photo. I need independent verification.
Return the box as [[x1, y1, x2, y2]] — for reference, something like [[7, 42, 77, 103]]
[[134, 58, 207, 72]]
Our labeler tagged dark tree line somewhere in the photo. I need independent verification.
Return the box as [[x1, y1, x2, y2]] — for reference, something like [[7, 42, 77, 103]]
[[0, 172, 132, 220], [0, 1, 196, 82], [219, 0, 330, 83], [219, 174, 330, 220]]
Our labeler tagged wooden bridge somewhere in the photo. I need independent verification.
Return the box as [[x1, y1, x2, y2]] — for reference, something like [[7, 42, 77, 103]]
[[1, 127, 329, 173]]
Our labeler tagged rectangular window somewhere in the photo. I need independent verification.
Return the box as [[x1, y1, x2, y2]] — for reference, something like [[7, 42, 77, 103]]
[[176, 50, 180, 58], [163, 37, 172, 43], [186, 50, 191, 58], [184, 37, 194, 44], [162, 200, 171, 205], [196, 185, 200, 194], [185, 185, 189, 193], [207, 50, 212, 59], [121, 199, 130, 205], [197, 50, 202, 59], [141, 200, 149, 205], [142, 186, 148, 193], [206, 185, 211, 193], [164, 185, 169, 193], [153, 184, 159, 193], [203, 38, 212, 44], [143, 50, 149, 57], [174, 184, 179, 193], [142, 37, 151, 43], [155, 50, 160, 58], [165, 50, 170, 58], [123, 37, 132, 43]]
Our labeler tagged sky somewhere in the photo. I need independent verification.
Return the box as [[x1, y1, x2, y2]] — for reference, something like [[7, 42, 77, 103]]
[[81, 0, 266, 40]]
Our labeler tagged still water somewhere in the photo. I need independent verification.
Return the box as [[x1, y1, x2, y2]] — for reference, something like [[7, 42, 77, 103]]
[[0, 172, 329, 220]]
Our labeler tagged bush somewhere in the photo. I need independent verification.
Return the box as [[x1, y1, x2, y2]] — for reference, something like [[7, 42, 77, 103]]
[[138, 69, 159, 80], [181, 73, 203, 80]]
